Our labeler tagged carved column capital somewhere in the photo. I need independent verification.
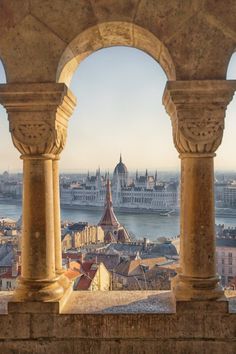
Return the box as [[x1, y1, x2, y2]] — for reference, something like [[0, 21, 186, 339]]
[[163, 80, 236, 155], [0, 83, 77, 157]]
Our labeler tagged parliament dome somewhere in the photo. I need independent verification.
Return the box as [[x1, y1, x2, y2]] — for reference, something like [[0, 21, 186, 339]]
[[114, 155, 128, 175]]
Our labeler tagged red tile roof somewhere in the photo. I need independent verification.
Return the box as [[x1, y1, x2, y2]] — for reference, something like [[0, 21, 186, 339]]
[[64, 260, 99, 290], [74, 268, 98, 290]]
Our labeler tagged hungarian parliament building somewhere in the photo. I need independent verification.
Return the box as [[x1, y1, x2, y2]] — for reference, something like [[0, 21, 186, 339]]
[[60, 156, 179, 212]]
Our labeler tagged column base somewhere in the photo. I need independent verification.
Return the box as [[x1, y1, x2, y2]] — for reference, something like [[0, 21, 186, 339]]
[[171, 274, 224, 301], [8, 283, 73, 314], [8, 282, 73, 314], [12, 276, 65, 303]]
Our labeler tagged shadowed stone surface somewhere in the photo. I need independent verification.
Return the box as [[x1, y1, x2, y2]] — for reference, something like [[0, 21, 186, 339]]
[[0, 292, 235, 353], [62, 290, 175, 314], [0, 0, 235, 82]]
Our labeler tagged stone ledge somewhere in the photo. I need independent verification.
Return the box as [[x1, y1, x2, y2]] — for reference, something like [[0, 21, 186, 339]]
[[62, 290, 175, 314], [0, 291, 235, 353], [1, 290, 236, 314]]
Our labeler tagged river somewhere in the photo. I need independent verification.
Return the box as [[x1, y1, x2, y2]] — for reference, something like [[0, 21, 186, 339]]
[[1, 202, 236, 241]]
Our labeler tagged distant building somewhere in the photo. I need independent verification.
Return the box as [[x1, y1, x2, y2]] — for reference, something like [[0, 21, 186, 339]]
[[216, 224, 236, 239], [60, 156, 179, 211], [223, 186, 236, 208], [216, 238, 236, 286], [0, 260, 20, 291], [98, 179, 131, 244], [215, 181, 228, 207], [0, 172, 22, 199], [61, 222, 104, 251]]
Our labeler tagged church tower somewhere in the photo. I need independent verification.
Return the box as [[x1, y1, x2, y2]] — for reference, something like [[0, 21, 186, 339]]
[[98, 178, 131, 244]]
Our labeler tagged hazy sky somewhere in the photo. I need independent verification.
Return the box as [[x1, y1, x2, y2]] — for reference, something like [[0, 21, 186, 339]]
[[0, 47, 236, 173]]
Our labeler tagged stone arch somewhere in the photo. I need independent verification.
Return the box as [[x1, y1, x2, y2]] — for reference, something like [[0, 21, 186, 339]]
[[56, 22, 176, 86]]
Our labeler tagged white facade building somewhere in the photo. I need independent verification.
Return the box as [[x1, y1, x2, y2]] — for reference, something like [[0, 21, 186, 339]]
[[60, 157, 179, 212]]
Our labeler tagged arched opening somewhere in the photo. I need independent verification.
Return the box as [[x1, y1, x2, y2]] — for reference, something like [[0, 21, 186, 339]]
[[214, 53, 236, 289], [59, 45, 179, 291], [57, 22, 176, 86], [0, 59, 22, 221], [0, 60, 22, 291], [0, 60, 22, 174]]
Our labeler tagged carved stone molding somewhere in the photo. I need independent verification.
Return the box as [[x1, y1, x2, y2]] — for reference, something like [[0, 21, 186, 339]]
[[163, 80, 236, 155], [0, 83, 76, 156]]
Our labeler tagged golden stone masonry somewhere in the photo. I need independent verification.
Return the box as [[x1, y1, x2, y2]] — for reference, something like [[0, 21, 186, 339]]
[[0, 1, 235, 353]]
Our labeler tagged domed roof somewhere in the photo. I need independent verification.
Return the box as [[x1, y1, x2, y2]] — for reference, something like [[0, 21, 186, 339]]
[[114, 155, 128, 175]]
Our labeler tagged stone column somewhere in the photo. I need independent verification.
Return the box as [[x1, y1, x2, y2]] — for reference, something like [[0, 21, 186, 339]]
[[163, 80, 236, 301], [0, 83, 76, 302], [53, 157, 63, 273], [53, 156, 70, 289]]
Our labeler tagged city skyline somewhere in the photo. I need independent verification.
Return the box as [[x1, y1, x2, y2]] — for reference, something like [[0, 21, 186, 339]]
[[0, 47, 236, 172]]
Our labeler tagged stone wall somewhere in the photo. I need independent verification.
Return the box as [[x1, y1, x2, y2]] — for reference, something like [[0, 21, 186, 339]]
[[0, 291, 235, 354]]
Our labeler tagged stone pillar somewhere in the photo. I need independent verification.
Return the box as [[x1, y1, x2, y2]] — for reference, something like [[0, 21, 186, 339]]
[[53, 157, 63, 273], [53, 156, 70, 289], [0, 83, 76, 302], [163, 80, 236, 301]]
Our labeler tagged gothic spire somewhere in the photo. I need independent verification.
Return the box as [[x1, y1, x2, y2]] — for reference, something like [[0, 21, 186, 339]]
[[155, 170, 157, 182], [98, 178, 119, 227]]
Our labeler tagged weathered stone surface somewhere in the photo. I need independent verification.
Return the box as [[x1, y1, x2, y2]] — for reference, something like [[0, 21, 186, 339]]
[[134, 0, 204, 43], [0, 0, 235, 82], [62, 290, 175, 314], [0, 0, 30, 40], [0, 339, 236, 354], [163, 80, 236, 301], [0, 292, 235, 352], [90, 0, 140, 23], [204, 0, 236, 38], [30, 0, 97, 43], [166, 14, 236, 80], [0, 15, 66, 83], [0, 1, 236, 352], [163, 80, 236, 154], [0, 84, 76, 302], [0, 314, 30, 339]]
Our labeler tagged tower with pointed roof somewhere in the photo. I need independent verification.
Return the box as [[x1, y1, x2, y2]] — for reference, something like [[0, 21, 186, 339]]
[[98, 178, 131, 244], [99, 178, 120, 229]]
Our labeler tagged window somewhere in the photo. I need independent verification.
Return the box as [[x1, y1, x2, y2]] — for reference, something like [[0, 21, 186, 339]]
[[229, 267, 232, 274]]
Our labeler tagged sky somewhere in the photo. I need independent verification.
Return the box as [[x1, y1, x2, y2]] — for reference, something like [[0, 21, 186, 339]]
[[0, 47, 236, 173]]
